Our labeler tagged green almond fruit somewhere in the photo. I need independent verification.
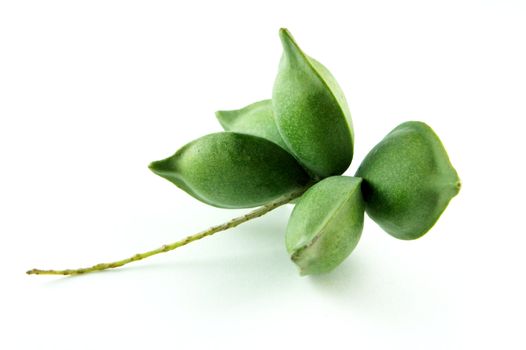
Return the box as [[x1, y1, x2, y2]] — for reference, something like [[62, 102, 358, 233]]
[[273, 28, 354, 178], [286, 176, 364, 275], [215, 99, 289, 151], [356, 121, 461, 240], [149, 132, 310, 208]]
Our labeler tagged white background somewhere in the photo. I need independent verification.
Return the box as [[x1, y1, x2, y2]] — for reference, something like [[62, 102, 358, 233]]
[[1, 1, 525, 349]]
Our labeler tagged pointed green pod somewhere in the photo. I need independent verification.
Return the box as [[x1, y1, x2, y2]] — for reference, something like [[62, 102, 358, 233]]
[[286, 176, 364, 275], [149, 132, 310, 209], [356, 121, 461, 240], [215, 100, 289, 150], [272, 28, 354, 178]]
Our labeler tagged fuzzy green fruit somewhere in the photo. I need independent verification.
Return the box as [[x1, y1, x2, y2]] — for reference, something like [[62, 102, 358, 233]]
[[149, 132, 310, 208], [286, 176, 364, 275], [273, 28, 354, 178], [215, 99, 289, 151], [356, 121, 461, 240]]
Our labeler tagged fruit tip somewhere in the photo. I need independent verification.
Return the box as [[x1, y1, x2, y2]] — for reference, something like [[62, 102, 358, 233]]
[[278, 27, 293, 42]]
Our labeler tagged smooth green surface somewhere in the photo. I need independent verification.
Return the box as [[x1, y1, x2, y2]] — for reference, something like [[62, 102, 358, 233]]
[[356, 121, 461, 240], [286, 176, 364, 275], [149, 132, 310, 208], [215, 99, 289, 151], [272, 28, 354, 178]]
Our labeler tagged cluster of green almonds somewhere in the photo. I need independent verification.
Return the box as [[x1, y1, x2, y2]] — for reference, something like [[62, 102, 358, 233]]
[[149, 28, 460, 275]]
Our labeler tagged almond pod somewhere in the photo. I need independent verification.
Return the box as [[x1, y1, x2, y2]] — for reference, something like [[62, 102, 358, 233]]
[[149, 132, 310, 208], [356, 121, 461, 240], [273, 28, 354, 178], [286, 176, 364, 275], [215, 100, 289, 151]]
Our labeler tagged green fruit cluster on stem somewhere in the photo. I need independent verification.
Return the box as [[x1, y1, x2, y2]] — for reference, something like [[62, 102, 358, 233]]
[[27, 28, 460, 277]]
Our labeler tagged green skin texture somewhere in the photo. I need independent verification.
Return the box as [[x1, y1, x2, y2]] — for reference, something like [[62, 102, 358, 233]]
[[215, 99, 289, 151], [27, 29, 461, 278], [356, 121, 461, 240], [272, 28, 354, 178], [286, 176, 364, 275], [149, 132, 310, 209]]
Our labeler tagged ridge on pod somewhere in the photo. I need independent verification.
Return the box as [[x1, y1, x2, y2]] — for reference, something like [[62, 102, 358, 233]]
[[286, 176, 365, 275]]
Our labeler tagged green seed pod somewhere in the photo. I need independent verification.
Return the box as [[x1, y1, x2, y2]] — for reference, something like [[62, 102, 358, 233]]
[[215, 99, 289, 151], [356, 121, 461, 240], [149, 132, 310, 209], [286, 176, 364, 275], [272, 28, 354, 178]]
